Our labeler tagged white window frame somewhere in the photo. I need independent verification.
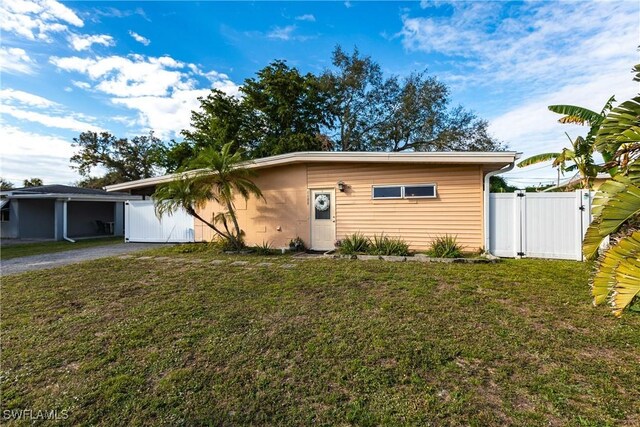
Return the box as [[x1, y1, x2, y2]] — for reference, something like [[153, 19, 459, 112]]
[[371, 184, 437, 200], [371, 185, 403, 200], [403, 184, 437, 199]]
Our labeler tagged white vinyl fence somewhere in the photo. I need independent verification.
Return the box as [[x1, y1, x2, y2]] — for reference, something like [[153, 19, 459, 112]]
[[125, 200, 195, 243], [489, 190, 593, 261]]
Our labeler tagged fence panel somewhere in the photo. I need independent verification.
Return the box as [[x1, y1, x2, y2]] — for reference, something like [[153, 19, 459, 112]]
[[490, 191, 592, 260], [125, 200, 195, 243]]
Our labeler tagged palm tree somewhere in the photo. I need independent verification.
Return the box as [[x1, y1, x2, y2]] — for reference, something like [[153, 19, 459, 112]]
[[153, 143, 263, 250], [517, 96, 616, 189], [583, 66, 640, 317]]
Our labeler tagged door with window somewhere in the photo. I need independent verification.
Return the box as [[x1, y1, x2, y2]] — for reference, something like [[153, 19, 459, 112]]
[[310, 189, 336, 251]]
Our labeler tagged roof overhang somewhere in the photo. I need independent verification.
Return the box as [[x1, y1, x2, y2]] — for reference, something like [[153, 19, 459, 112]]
[[3, 193, 141, 202], [105, 151, 521, 192]]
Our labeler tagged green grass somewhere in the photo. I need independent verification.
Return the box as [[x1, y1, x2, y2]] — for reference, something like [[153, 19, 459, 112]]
[[2, 248, 639, 426], [0, 237, 122, 260]]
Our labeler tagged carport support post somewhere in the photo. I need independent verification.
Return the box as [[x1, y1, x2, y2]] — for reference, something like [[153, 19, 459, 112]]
[[54, 200, 64, 241], [62, 199, 75, 243]]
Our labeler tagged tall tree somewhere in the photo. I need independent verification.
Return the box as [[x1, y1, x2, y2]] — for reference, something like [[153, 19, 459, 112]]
[[322, 46, 503, 152], [241, 60, 331, 157], [22, 178, 43, 187], [0, 178, 14, 191], [321, 46, 386, 151], [71, 131, 167, 188], [163, 90, 252, 172], [154, 143, 263, 250]]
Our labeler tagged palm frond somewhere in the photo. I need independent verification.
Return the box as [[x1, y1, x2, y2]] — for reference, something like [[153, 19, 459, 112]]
[[548, 104, 602, 126], [595, 96, 640, 155], [517, 152, 560, 168], [592, 231, 640, 316]]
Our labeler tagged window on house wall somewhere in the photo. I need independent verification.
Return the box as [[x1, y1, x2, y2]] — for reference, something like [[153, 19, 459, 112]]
[[372, 184, 437, 200], [372, 186, 402, 199]]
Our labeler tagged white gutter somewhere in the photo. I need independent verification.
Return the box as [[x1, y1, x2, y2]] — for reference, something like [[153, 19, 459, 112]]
[[62, 199, 75, 243], [484, 158, 519, 255]]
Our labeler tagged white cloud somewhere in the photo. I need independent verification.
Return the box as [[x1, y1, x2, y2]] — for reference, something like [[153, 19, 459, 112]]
[[399, 2, 638, 90], [399, 1, 639, 186], [129, 30, 150, 46], [0, 104, 101, 132], [0, 0, 83, 41], [295, 14, 315, 22], [72, 80, 91, 90], [0, 47, 36, 74], [50, 53, 240, 138], [0, 125, 80, 185], [68, 33, 114, 51], [0, 88, 59, 108], [51, 54, 191, 97], [267, 25, 297, 41]]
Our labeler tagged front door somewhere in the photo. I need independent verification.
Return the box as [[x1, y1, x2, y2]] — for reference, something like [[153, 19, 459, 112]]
[[310, 189, 336, 251]]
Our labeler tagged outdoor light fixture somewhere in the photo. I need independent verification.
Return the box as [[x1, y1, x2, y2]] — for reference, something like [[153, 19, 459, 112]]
[[337, 181, 345, 192]]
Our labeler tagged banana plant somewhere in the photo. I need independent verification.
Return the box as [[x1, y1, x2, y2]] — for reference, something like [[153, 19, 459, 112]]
[[583, 87, 640, 317], [517, 133, 598, 189], [517, 96, 616, 188]]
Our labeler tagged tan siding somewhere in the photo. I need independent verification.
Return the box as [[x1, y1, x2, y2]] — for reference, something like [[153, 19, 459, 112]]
[[195, 164, 310, 248], [308, 163, 484, 250], [195, 162, 485, 252]]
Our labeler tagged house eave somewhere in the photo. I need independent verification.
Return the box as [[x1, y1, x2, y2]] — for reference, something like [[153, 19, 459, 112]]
[[105, 151, 521, 192]]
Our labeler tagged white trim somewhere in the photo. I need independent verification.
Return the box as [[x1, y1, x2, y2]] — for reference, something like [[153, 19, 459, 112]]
[[105, 151, 521, 192]]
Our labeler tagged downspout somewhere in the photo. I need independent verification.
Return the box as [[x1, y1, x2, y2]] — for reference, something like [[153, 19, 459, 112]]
[[63, 198, 75, 243], [483, 159, 518, 255]]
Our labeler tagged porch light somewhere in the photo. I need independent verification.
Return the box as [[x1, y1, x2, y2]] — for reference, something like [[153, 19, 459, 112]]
[[337, 181, 345, 192]]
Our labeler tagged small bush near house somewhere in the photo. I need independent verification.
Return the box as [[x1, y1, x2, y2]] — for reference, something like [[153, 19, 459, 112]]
[[288, 237, 307, 252], [253, 241, 275, 255], [338, 232, 370, 254], [427, 234, 464, 258], [368, 234, 411, 256]]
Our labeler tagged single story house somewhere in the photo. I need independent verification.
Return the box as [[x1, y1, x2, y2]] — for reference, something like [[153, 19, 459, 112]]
[[0, 185, 139, 241], [105, 151, 520, 251]]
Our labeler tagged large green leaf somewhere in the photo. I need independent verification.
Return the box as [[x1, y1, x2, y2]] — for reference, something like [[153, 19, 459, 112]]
[[583, 176, 640, 259], [516, 152, 560, 168], [592, 231, 640, 317], [548, 104, 602, 126], [595, 96, 640, 155], [592, 231, 640, 309]]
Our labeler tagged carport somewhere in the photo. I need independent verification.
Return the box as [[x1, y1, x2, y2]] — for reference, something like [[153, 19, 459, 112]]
[[0, 185, 140, 241]]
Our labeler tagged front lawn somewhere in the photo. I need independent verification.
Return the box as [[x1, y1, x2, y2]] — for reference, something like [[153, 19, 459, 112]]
[[2, 250, 639, 425], [0, 237, 122, 260]]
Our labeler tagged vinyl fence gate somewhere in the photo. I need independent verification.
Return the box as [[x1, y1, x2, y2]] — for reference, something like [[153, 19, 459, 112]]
[[489, 190, 593, 261], [125, 200, 195, 243]]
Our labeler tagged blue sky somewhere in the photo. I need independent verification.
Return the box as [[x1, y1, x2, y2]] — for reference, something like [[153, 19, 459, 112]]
[[1, 0, 638, 187]]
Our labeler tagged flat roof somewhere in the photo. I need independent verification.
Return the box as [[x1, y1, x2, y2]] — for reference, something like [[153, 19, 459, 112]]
[[1, 184, 141, 201], [105, 150, 521, 192]]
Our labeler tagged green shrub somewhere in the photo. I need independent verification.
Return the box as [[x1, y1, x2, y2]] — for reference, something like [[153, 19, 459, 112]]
[[368, 234, 410, 256], [253, 240, 275, 255], [426, 235, 464, 258], [338, 232, 370, 254], [288, 236, 306, 252]]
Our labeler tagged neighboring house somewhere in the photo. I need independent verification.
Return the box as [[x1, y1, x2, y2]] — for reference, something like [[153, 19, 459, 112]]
[[0, 185, 138, 241], [106, 151, 520, 251], [543, 172, 610, 192]]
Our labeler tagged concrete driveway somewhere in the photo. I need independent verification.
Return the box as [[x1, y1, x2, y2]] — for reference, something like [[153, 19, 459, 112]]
[[1, 243, 168, 276]]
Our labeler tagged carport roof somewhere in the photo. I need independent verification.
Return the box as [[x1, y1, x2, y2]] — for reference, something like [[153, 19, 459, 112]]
[[0, 185, 139, 202]]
